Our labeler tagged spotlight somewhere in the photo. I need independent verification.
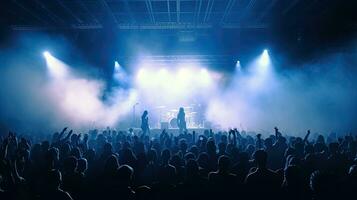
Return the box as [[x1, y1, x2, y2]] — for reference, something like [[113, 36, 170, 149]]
[[136, 68, 146, 81], [200, 68, 208, 74], [199, 68, 211, 85], [114, 61, 120, 70], [158, 68, 168, 76], [259, 49, 270, 66], [43, 51, 68, 78], [43, 51, 51, 58], [236, 60, 241, 70]]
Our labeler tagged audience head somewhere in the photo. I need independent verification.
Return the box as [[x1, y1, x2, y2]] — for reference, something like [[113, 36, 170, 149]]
[[147, 149, 157, 163], [117, 165, 134, 185], [197, 152, 209, 169], [186, 159, 199, 178], [77, 158, 88, 174], [253, 150, 267, 168], [63, 156, 77, 173], [283, 165, 302, 187], [184, 152, 195, 162], [218, 155, 231, 173], [161, 149, 171, 164], [218, 142, 227, 153], [104, 154, 119, 173], [310, 170, 337, 199]]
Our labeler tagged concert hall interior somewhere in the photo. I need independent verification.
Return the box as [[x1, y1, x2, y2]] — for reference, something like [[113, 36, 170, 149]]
[[0, 1, 357, 200], [0, 0, 356, 136]]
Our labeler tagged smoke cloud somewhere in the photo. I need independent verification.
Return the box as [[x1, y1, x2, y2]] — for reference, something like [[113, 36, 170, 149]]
[[206, 52, 357, 136], [0, 34, 356, 137], [0, 36, 137, 134]]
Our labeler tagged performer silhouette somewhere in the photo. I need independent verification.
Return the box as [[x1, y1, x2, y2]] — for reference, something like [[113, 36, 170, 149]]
[[141, 110, 150, 135], [177, 107, 187, 134]]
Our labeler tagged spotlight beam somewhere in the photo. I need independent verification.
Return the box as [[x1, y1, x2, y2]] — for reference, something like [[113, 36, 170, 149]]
[[259, 49, 270, 66], [43, 51, 51, 58], [43, 51, 68, 78]]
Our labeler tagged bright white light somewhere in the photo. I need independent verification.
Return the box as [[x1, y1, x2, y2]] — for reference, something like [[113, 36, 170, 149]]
[[236, 60, 241, 71], [200, 68, 208, 74], [158, 68, 168, 76], [136, 68, 155, 88], [43, 52, 68, 78], [178, 67, 192, 80], [259, 49, 270, 66], [134, 64, 219, 108], [247, 49, 273, 89], [136, 68, 146, 81], [114, 61, 120, 70], [113, 61, 128, 83], [199, 68, 211, 85], [157, 68, 171, 89], [43, 51, 51, 58]]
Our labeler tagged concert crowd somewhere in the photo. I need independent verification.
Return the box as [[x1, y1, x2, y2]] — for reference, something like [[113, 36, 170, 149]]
[[1, 126, 356, 200]]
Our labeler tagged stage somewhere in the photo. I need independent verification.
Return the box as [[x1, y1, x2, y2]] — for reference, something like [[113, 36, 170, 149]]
[[131, 128, 208, 136]]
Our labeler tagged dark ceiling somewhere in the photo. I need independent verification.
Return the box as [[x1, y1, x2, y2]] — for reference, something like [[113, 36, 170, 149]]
[[0, 0, 298, 29], [0, 0, 352, 30], [0, 0, 355, 67]]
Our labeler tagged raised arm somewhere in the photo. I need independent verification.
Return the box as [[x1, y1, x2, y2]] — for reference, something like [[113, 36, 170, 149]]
[[60, 129, 73, 143], [57, 127, 68, 141], [274, 127, 279, 139], [303, 130, 311, 144]]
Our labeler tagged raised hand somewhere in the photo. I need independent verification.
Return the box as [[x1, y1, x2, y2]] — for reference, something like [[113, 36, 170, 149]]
[[274, 127, 281, 138], [303, 129, 311, 144], [61, 127, 68, 133], [274, 127, 279, 133], [58, 127, 68, 141], [60, 129, 73, 142]]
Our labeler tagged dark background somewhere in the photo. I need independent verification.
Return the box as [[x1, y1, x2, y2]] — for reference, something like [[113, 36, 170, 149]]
[[0, 0, 356, 73]]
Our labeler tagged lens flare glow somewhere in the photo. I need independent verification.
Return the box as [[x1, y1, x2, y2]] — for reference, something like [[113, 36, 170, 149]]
[[113, 61, 128, 84], [114, 61, 120, 70], [236, 60, 241, 71], [199, 68, 212, 85], [43, 52, 68, 78], [43, 51, 51, 58], [259, 49, 270, 67], [134, 64, 219, 110]]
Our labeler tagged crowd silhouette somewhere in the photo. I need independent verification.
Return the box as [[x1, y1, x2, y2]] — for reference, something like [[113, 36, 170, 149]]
[[0, 127, 356, 200]]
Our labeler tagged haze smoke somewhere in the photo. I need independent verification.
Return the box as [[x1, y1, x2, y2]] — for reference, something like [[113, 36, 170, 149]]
[[0, 36, 137, 134], [0, 34, 356, 137], [206, 52, 357, 136]]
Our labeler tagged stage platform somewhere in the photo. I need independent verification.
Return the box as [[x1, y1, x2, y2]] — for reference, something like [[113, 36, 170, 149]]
[[131, 128, 207, 136]]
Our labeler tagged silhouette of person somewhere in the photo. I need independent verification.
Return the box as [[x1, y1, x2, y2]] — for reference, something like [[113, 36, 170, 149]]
[[208, 155, 236, 185], [177, 107, 187, 134], [245, 150, 281, 200], [41, 169, 73, 200], [141, 110, 150, 136]]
